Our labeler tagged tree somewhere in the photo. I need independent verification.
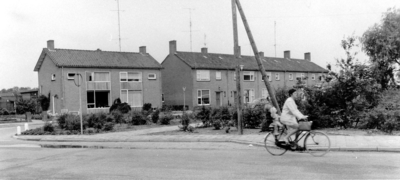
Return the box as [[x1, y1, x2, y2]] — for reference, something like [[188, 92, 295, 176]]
[[362, 8, 400, 88], [326, 36, 381, 127]]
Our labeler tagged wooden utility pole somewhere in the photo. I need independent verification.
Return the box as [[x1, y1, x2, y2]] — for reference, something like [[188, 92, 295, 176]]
[[232, 0, 243, 134], [235, 0, 281, 114]]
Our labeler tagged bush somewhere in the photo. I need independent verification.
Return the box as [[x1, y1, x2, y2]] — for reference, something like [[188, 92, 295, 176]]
[[43, 123, 54, 132], [181, 113, 191, 131], [131, 111, 147, 125], [0, 108, 9, 115], [152, 109, 160, 123], [38, 93, 51, 111], [21, 127, 44, 135], [243, 105, 265, 129], [112, 110, 124, 124], [16, 99, 36, 114], [160, 112, 174, 125], [85, 113, 107, 131], [103, 122, 114, 131], [58, 114, 87, 131], [57, 114, 69, 129], [109, 98, 131, 114], [142, 103, 152, 112], [195, 106, 211, 126], [84, 128, 96, 134]]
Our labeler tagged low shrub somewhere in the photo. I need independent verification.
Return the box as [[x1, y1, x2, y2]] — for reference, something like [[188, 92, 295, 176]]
[[195, 106, 211, 126], [152, 109, 160, 123], [84, 128, 96, 134], [181, 113, 191, 131], [243, 105, 265, 129], [0, 108, 9, 115], [21, 127, 44, 135], [142, 103, 152, 112], [131, 111, 147, 125], [103, 122, 115, 131], [43, 123, 54, 132], [160, 113, 174, 125], [109, 98, 131, 114]]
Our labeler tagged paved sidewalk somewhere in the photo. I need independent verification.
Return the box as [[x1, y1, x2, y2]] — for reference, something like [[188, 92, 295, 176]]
[[13, 123, 400, 152]]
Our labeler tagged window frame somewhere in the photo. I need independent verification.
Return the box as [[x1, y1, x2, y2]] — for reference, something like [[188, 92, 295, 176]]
[[51, 74, 56, 81], [275, 73, 280, 81], [243, 89, 255, 103], [85, 71, 111, 109], [120, 72, 142, 82], [197, 89, 211, 105], [67, 73, 75, 80], [216, 71, 222, 80], [243, 71, 255, 81], [196, 70, 210, 81], [148, 73, 157, 80]]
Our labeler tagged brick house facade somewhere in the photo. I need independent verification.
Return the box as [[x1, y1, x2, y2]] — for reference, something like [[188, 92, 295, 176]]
[[162, 40, 329, 109], [34, 40, 162, 115]]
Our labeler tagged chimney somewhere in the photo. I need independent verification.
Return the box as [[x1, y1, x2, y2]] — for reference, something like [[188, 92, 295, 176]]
[[139, 46, 146, 54], [201, 47, 208, 54], [169, 40, 177, 55], [304, 52, 311, 61], [284, 50, 290, 59], [47, 40, 54, 50], [259, 51, 264, 59]]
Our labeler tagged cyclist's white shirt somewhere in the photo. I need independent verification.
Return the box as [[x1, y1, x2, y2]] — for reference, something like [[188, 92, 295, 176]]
[[280, 97, 306, 125]]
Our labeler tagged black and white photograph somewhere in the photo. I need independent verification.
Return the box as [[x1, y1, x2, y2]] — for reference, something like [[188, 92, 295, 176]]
[[1, 0, 400, 179]]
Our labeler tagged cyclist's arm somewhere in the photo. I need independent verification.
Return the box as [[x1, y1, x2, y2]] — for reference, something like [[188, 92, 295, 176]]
[[286, 99, 306, 120]]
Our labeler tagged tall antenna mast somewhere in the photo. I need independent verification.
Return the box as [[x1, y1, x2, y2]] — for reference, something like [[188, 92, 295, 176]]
[[204, 33, 207, 47], [117, 0, 122, 51], [274, 21, 276, 57], [185, 8, 194, 52]]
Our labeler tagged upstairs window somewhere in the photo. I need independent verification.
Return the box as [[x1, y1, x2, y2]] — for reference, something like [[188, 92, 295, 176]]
[[275, 73, 280, 81], [67, 73, 75, 80], [148, 73, 156, 80], [216, 71, 222, 80], [289, 73, 293, 81], [197, 70, 210, 81], [243, 71, 254, 81], [51, 74, 56, 81], [120, 72, 141, 82], [311, 74, 315, 80]]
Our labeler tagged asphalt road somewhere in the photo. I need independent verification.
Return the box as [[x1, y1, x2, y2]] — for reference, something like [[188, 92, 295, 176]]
[[1, 124, 400, 179], [1, 144, 400, 180]]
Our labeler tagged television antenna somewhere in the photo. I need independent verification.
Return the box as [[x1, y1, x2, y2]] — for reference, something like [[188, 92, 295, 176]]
[[112, 0, 124, 51], [185, 8, 195, 52]]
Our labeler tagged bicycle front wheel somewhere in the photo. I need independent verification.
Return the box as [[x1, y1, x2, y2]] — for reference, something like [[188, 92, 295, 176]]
[[304, 131, 331, 157], [264, 132, 287, 156]]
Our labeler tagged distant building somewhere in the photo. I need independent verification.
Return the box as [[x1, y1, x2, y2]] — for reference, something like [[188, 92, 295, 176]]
[[20, 90, 39, 100], [161, 40, 328, 109], [0, 92, 20, 112], [34, 40, 163, 115]]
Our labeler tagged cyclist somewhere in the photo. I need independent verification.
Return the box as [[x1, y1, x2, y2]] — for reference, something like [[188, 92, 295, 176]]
[[279, 89, 308, 144]]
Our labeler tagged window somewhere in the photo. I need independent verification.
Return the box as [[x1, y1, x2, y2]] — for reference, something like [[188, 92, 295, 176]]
[[275, 73, 280, 81], [121, 90, 143, 107], [301, 73, 305, 80], [86, 72, 111, 108], [120, 72, 143, 107], [216, 71, 222, 80], [262, 88, 269, 98], [289, 73, 293, 81], [296, 73, 302, 81], [51, 74, 56, 81], [234, 71, 236, 81], [67, 73, 75, 80], [311, 74, 315, 80], [87, 91, 110, 108], [244, 89, 255, 103], [243, 71, 254, 81], [197, 70, 210, 81], [148, 73, 156, 80], [120, 72, 141, 82], [197, 90, 210, 105], [262, 72, 272, 81]]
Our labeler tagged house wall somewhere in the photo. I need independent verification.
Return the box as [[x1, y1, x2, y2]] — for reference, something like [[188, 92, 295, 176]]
[[37, 55, 63, 114], [62, 68, 162, 114], [161, 55, 193, 108]]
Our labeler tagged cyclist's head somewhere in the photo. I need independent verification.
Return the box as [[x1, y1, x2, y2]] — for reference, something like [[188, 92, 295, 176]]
[[288, 89, 296, 97]]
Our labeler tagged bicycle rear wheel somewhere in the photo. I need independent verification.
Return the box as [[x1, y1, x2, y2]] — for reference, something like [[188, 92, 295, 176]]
[[304, 131, 331, 157], [264, 132, 287, 156]]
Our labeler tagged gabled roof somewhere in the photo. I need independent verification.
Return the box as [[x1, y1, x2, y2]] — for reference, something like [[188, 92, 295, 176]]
[[174, 51, 328, 73], [34, 48, 162, 71]]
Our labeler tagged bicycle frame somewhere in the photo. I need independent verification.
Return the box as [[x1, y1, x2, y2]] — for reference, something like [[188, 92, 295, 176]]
[[275, 126, 309, 151]]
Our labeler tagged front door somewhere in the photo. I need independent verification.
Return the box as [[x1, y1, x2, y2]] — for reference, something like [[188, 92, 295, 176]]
[[216, 92, 221, 107]]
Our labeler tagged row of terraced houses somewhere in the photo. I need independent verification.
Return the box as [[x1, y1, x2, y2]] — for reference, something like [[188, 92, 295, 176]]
[[34, 40, 328, 115]]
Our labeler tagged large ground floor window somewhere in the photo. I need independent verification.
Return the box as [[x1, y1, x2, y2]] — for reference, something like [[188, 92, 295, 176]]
[[121, 90, 143, 107], [244, 89, 255, 103], [87, 91, 110, 108], [197, 89, 210, 105]]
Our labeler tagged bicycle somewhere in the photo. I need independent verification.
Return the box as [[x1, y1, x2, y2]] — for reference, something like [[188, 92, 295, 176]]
[[264, 120, 331, 157]]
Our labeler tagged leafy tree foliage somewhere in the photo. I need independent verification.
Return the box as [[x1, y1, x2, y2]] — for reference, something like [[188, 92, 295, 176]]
[[362, 8, 400, 89]]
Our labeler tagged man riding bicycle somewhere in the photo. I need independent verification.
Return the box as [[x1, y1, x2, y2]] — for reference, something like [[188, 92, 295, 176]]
[[279, 89, 308, 144]]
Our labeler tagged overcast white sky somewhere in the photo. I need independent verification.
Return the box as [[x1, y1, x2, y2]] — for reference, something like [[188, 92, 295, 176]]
[[1, 0, 398, 89]]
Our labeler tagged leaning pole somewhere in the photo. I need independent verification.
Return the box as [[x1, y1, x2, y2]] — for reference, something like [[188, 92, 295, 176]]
[[234, 0, 282, 114]]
